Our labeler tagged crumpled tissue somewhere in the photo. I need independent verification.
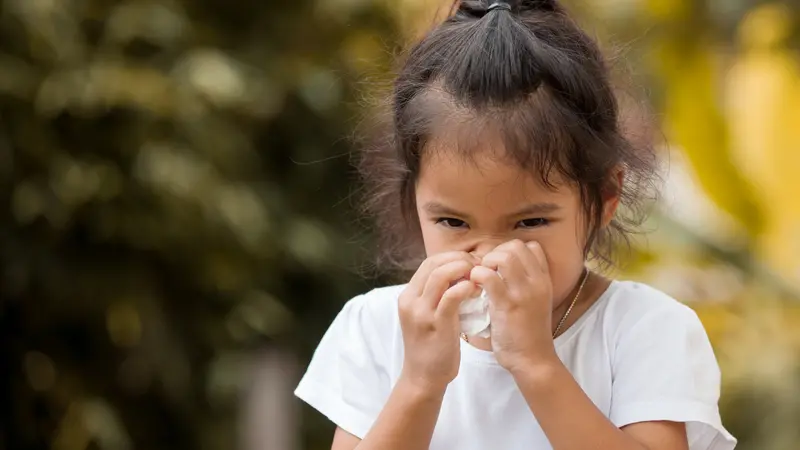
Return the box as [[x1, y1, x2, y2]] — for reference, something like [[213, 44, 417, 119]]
[[459, 290, 491, 338]]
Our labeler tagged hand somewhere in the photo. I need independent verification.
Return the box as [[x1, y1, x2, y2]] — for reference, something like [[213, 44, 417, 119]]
[[470, 240, 557, 372], [398, 251, 482, 392]]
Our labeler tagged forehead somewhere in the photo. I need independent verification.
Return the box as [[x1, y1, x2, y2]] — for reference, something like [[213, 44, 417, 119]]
[[416, 143, 576, 209]]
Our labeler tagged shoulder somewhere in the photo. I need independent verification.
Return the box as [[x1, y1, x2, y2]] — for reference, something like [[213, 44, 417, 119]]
[[339, 283, 406, 335], [600, 281, 706, 344], [348, 283, 405, 313], [357, 283, 407, 304], [603, 280, 701, 326]]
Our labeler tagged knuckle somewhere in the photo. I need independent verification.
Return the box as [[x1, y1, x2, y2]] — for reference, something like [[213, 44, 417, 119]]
[[398, 297, 413, 315], [499, 239, 522, 251], [399, 290, 412, 304], [455, 259, 472, 271], [470, 264, 486, 277], [432, 261, 465, 279], [439, 250, 465, 261], [429, 265, 449, 280], [528, 241, 543, 256], [479, 255, 492, 267], [423, 254, 448, 270], [419, 257, 434, 271], [504, 288, 520, 302], [411, 308, 432, 326], [499, 252, 513, 266], [510, 239, 526, 250]]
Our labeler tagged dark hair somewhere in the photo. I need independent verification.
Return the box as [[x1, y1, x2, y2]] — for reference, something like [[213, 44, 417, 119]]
[[358, 0, 658, 276]]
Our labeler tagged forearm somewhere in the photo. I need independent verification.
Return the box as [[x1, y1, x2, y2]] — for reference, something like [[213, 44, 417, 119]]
[[513, 360, 647, 450], [356, 377, 445, 450]]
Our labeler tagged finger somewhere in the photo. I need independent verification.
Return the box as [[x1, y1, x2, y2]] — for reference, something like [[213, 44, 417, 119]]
[[470, 265, 508, 302], [494, 239, 540, 278], [525, 241, 550, 275], [420, 259, 476, 310], [435, 279, 481, 322], [407, 251, 479, 295], [481, 249, 528, 286]]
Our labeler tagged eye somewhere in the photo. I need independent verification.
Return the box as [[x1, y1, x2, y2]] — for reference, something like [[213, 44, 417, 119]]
[[517, 218, 549, 228], [436, 218, 468, 229]]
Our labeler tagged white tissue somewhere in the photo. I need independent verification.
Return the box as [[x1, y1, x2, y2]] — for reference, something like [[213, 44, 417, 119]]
[[459, 290, 491, 338]]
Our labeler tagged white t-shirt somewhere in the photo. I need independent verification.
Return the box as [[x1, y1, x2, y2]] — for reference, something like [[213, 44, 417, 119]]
[[295, 280, 737, 450]]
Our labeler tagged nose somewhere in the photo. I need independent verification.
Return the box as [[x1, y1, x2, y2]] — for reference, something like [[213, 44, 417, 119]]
[[468, 238, 505, 259]]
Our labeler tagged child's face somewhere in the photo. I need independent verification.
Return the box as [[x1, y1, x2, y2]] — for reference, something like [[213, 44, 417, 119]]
[[415, 147, 615, 307]]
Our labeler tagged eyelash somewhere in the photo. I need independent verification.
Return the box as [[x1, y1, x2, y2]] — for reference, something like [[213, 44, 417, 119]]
[[436, 218, 468, 229], [435, 218, 550, 229], [518, 218, 549, 228]]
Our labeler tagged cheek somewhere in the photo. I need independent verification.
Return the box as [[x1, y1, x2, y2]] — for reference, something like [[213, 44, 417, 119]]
[[538, 222, 587, 303], [543, 250, 587, 304], [542, 214, 586, 255], [419, 221, 451, 256]]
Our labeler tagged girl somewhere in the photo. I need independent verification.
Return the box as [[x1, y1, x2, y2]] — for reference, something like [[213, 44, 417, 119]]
[[295, 1, 737, 449]]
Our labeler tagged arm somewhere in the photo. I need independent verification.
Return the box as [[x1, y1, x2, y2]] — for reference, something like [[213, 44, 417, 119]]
[[332, 378, 446, 450], [511, 359, 688, 450], [471, 240, 690, 450], [327, 251, 482, 450]]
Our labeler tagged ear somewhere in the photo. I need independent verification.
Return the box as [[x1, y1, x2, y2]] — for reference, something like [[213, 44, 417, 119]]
[[601, 166, 624, 227]]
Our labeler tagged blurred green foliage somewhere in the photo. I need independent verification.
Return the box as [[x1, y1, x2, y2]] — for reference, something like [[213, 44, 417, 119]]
[[0, 0, 399, 448]]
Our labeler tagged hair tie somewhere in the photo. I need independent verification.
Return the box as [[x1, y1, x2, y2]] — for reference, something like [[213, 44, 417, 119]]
[[487, 2, 512, 13]]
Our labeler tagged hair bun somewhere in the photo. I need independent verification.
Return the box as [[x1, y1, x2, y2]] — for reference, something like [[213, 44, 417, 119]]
[[455, 0, 562, 19], [518, 0, 560, 13], [456, 0, 559, 19]]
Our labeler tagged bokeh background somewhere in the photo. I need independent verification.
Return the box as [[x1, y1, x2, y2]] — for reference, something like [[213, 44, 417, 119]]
[[1, 0, 799, 449]]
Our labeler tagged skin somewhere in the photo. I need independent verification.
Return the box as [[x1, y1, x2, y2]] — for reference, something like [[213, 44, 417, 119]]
[[331, 144, 688, 450]]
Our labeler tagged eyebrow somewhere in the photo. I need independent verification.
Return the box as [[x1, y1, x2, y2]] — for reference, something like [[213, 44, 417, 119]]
[[508, 202, 561, 216], [422, 201, 561, 218]]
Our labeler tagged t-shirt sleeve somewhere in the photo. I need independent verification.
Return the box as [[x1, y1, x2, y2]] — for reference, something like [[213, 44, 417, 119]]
[[294, 294, 393, 439], [609, 303, 737, 450]]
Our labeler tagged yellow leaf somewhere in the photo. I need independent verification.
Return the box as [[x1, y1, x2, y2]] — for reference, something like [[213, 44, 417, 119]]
[[725, 4, 800, 284], [654, 39, 764, 236]]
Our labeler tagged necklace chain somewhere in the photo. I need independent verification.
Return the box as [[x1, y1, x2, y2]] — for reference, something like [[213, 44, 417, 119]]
[[552, 268, 589, 338], [460, 268, 590, 343]]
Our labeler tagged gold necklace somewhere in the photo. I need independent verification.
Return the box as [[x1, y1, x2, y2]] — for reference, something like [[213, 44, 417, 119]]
[[460, 268, 590, 343]]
